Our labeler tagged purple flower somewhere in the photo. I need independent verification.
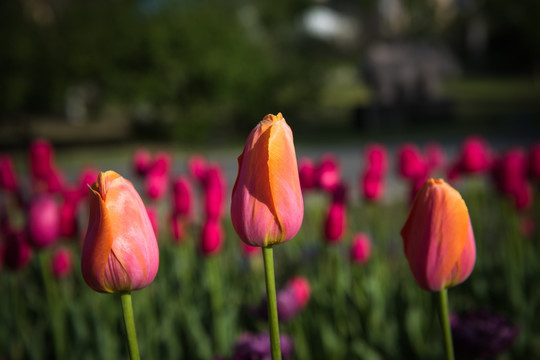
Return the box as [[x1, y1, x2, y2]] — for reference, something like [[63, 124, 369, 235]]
[[451, 310, 520, 359], [231, 332, 294, 360]]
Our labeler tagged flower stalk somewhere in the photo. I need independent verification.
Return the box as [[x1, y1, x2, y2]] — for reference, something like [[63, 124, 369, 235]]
[[437, 289, 455, 360], [262, 246, 281, 360], [120, 292, 140, 360]]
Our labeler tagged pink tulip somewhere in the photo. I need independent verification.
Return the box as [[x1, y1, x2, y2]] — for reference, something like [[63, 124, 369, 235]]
[[298, 157, 317, 191], [200, 219, 224, 256], [401, 179, 476, 291], [316, 154, 341, 192], [364, 144, 388, 175], [45, 167, 65, 193], [203, 165, 225, 221], [170, 214, 188, 244], [350, 233, 372, 265], [28, 194, 60, 248], [29, 139, 54, 181], [324, 202, 346, 244], [144, 171, 168, 200], [398, 144, 424, 180], [150, 152, 171, 177], [458, 136, 491, 174], [172, 176, 193, 217], [81, 171, 159, 293], [231, 113, 303, 247], [52, 246, 74, 279], [133, 148, 152, 177], [286, 276, 311, 309], [361, 169, 384, 202], [0, 155, 19, 192], [188, 155, 208, 183], [491, 149, 527, 195]]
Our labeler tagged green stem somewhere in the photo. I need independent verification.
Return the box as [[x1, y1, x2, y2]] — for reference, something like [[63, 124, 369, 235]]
[[262, 246, 282, 360], [437, 289, 455, 360], [120, 292, 140, 360], [39, 251, 65, 360]]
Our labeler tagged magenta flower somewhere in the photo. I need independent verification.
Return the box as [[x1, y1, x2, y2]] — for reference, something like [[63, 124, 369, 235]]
[[316, 153, 341, 192], [133, 148, 152, 177], [350, 233, 372, 265], [28, 194, 60, 248], [324, 183, 347, 244], [172, 175, 193, 217], [200, 218, 224, 256], [52, 246, 74, 279], [364, 143, 388, 175], [0, 155, 19, 193], [458, 136, 491, 174], [361, 169, 385, 202], [203, 165, 226, 221], [188, 154, 208, 183], [398, 143, 424, 180], [298, 157, 317, 191]]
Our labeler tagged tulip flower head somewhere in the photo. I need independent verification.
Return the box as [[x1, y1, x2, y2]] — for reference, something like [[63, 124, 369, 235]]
[[200, 218, 224, 256], [28, 193, 60, 248], [52, 246, 74, 279], [401, 178, 476, 291], [81, 171, 159, 293], [231, 113, 303, 247], [0, 155, 20, 193], [350, 233, 372, 265]]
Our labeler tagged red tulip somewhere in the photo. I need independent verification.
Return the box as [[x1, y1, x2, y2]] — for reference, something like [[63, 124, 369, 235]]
[[231, 113, 303, 247], [59, 200, 79, 238], [350, 233, 372, 265], [29, 139, 54, 181], [200, 219, 224, 256], [401, 179, 476, 291], [28, 194, 60, 248], [81, 171, 159, 293], [52, 246, 74, 279]]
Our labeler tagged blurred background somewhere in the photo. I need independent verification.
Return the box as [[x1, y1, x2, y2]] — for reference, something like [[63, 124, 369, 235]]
[[1, 0, 539, 148]]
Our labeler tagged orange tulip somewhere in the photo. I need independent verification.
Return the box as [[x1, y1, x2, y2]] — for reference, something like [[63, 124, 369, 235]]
[[231, 113, 303, 247], [401, 178, 476, 291], [81, 171, 159, 293]]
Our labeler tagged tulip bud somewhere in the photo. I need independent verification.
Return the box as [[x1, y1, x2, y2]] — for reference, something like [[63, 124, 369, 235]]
[[231, 113, 303, 247], [401, 179, 476, 291], [200, 218, 224, 256], [29, 139, 54, 181], [144, 172, 168, 201], [52, 246, 74, 279], [172, 176, 193, 217], [361, 169, 384, 202], [458, 137, 491, 174], [81, 171, 159, 293], [425, 142, 446, 172], [324, 202, 346, 244], [286, 276, 311, 309], [350, 233, 372, 265], [298, 158, 317, 191], [316, 154, 341, 192], [133, 148, 152, 177], [365, 144, 388, 175], [188, 155, 207, 183], [398, 144, 424, 180], [203, 165, 225, 221], [28, 194, 60, 248]]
